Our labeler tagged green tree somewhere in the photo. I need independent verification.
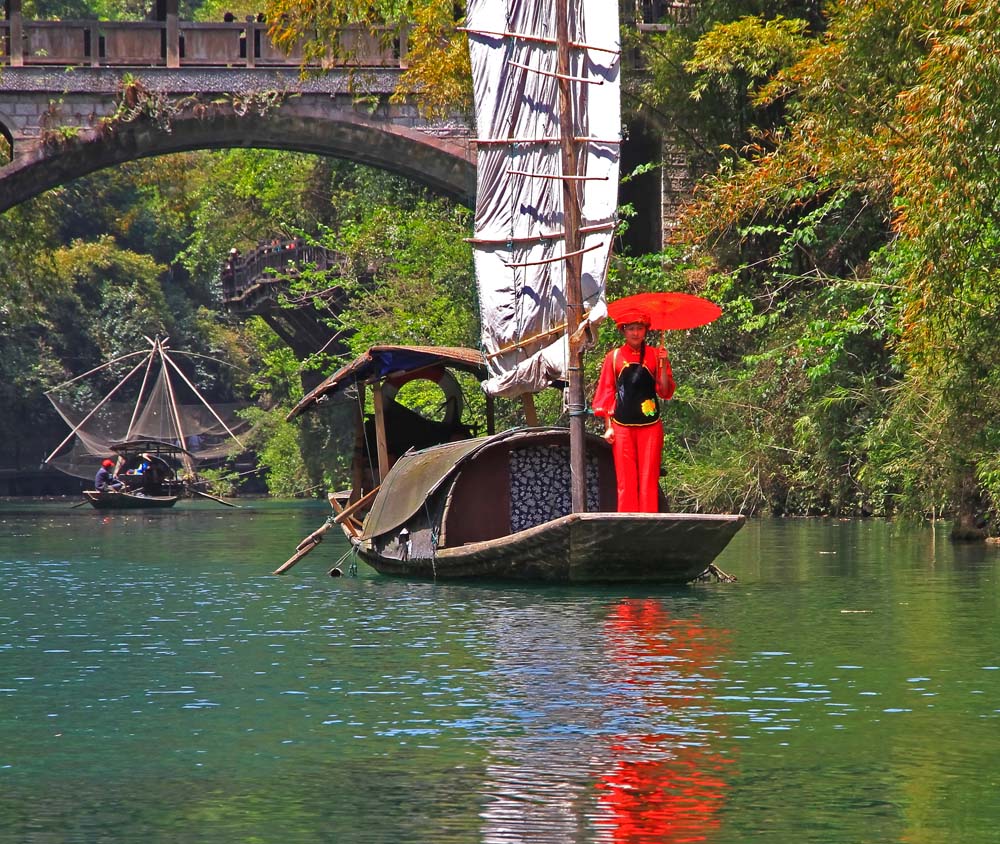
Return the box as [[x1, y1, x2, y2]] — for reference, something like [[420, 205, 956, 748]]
[[664, 0, 1000, 532], [263, 0, 470, 117]]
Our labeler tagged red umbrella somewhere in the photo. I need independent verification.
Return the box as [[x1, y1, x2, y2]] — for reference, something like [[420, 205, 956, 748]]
[[607, 292, 722, 331]]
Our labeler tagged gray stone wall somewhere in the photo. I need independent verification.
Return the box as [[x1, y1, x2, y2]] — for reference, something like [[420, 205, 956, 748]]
[[0, 66, 430, 151]]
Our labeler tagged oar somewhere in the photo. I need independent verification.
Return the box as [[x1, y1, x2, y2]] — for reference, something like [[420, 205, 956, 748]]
[[70, 498, 90, 509], [191, 488, 240, 508], [273, 537, 326, 575], [330, 485, 379, 527], [274, 486, 379, 575]]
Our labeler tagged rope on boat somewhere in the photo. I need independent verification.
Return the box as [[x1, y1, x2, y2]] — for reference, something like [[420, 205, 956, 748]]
[[327, 546, 354, 578], [424, 499, 440, 579]]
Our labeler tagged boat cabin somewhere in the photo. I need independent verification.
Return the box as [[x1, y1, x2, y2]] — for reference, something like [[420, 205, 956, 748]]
[[288, 345, 495, 494], [358, 427, 619, 567], [109, 437, 191, 495]]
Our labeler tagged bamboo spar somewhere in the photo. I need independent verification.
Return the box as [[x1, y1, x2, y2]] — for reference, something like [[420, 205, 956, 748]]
[[159, 339, 195, 478], [124, 339, 159, 443], [274, 486, 380, 575], [485, 312, 590, 361]]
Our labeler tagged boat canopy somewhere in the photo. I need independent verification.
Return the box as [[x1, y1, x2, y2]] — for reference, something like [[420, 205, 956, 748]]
[[360, 437, 489, 540], [287, 345, 488, 420], [359, 426, 574, 541], [109, 438, 195, 459]]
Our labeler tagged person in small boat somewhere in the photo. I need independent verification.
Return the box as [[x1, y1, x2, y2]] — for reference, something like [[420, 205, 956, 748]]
[[125, 455, 150, 476], [140, 453, 168, 496], [592, 309, 675, 513], [94, 459, 125, 493]]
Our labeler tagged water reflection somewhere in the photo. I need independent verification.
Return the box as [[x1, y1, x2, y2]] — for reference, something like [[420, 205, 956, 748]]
[[595, 601, 732, 843], [479, 599, 734, 844]]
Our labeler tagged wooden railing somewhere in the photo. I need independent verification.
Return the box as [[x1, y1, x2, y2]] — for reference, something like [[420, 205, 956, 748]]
[[0, 16, 407, 69], [221, 239, 344, 311], [0, 5, 698, 71], [0, 6, 695, 70], [635, 1, 697, 30]]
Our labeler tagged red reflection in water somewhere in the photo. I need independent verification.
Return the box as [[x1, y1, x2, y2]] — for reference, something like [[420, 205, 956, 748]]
[[595, 600, 735, 843]]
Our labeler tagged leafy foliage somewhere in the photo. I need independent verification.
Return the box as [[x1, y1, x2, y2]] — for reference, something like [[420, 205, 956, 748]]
[[649, 0, 1000, 532], [263, 0, 470, 116], [8, 0, 1000, 531]]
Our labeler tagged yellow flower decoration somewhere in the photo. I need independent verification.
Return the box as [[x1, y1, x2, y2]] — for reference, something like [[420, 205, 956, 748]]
[[641, 399, 657, 417]]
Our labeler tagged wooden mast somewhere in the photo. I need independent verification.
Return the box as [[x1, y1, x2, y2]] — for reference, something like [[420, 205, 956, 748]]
[[159, 339, 196, 478], [556, 0, 587, 513], [123, 338, 158, 442]]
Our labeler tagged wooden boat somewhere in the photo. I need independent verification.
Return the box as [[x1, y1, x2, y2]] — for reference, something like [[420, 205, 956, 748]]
[[83, 489, 179, 510], [279, 0, 745, 582], [81, 438, 189, 510], [282, 348, 744, 583], [349, 427, 743, 583], [44, 337, 248, 509]]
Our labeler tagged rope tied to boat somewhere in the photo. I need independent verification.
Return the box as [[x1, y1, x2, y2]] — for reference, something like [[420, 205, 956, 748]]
[[327, 545, 355, 578], [424, 498, 440, 579]]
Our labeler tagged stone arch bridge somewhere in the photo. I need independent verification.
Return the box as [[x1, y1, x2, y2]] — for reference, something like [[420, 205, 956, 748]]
[[0, 2, 688, 219], [0, 5, 476, 210]]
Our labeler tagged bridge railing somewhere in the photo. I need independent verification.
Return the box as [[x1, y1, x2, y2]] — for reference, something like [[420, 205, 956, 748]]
[[0, 6, 695, 70], [634, 1, 698, 30], [0, 17, 407, 69], [221, 240, 345, 311]]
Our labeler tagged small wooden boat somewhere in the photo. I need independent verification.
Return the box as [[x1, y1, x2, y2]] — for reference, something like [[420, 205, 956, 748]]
[[44, 337, 249, 509], [82, 438, 187, 510], [83, 489, 180, 510]]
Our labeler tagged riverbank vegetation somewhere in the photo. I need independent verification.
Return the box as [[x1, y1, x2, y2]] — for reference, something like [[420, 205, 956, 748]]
[[4, 0, 1000, 536]]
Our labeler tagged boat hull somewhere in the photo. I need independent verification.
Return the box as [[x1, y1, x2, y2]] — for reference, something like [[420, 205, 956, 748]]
[[84, 490, 179, 510], [353, 511, 745, 584]]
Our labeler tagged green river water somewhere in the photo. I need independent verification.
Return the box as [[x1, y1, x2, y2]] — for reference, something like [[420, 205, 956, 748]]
[[1, 499, 998, 843]]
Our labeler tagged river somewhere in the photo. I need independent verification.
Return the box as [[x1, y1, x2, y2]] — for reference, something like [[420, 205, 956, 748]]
[[1, 499, 998, 843]]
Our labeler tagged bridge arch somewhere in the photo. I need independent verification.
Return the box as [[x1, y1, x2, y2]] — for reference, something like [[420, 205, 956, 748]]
[[0, 102, 476, 212], [0, 111, 14, 165]]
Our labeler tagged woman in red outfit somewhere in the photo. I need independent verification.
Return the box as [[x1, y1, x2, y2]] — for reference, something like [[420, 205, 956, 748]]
[[592, 309, 675, 512]]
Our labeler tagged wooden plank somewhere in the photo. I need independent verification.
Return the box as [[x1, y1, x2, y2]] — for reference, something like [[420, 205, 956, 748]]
[[520, 393, 538, 427], [274, 541, 319, 575], [350, 382, 366, 504]]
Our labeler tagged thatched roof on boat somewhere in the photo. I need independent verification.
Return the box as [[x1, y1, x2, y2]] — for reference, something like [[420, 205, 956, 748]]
[[360, 427, 580, 541], [287, 345, 488, 420]]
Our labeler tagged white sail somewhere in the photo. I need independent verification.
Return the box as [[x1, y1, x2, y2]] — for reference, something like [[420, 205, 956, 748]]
[[466, 0, 621, 397]]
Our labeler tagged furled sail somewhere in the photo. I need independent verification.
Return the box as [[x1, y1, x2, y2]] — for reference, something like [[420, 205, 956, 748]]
[[466, 0, 621, 397]]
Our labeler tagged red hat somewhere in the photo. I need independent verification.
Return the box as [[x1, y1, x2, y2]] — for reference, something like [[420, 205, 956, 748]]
[[102, 459, 115, 468], [614, 308, 651, 329]]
